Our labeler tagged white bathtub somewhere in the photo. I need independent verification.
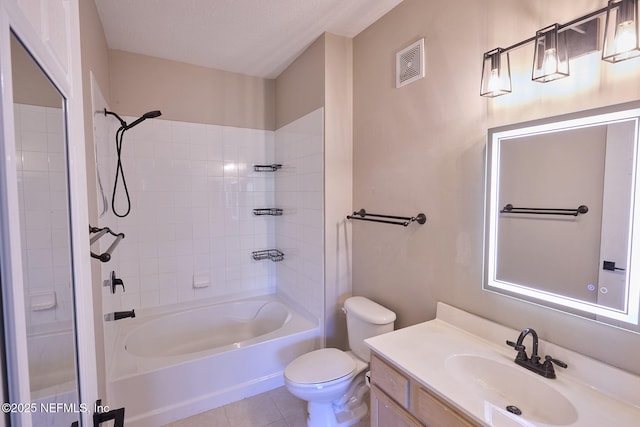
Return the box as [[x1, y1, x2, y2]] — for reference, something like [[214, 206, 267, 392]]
[[27, 325, 79, 427], [107, 294, 320, 427]]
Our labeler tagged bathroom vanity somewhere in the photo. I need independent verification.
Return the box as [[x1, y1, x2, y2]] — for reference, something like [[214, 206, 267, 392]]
[[370, 352, 475, 426], [365, 303, 640, 427]]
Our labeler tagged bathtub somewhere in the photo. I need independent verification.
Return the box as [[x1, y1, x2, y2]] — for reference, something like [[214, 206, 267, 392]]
[[107, 294, 320, 427], [27, 325, 80, 426]]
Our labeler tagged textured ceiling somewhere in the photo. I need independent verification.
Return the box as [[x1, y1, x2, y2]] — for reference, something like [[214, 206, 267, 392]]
[[95, 0, 403, 79]]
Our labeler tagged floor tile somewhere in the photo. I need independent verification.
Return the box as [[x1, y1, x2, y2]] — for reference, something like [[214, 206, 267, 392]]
[[223, 391, 283, 427], [161, 386, 370, 427], [269, 385, 307, 419], [162, 405, 229, 427]]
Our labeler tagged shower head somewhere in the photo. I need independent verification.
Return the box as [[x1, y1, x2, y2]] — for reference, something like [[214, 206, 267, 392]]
[[104, 108, 162, 130], [124, 110, 162, 130], [142, 110, 162, 119]]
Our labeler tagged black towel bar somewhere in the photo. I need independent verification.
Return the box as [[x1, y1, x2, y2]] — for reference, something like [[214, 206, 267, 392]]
[[500, 204, 589, 217], [90, 226, 125, 262], [346, 209, 426, 227]]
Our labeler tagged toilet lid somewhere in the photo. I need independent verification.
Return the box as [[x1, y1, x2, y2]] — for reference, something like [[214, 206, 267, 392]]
[[285, 348, 356, 384]]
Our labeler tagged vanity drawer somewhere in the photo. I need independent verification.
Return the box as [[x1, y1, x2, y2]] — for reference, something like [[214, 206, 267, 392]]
[[370, 354, 410, 408], [411, 384, 477, 427]]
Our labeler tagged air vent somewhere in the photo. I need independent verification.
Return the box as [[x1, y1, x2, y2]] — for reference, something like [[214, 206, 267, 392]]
[[396, 38, 425, 88]]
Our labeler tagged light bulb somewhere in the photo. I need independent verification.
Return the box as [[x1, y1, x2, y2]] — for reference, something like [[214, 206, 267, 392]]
[[615, 20, 637, 55], [542, 48, 558, 77], [487, 68, 500, 94]]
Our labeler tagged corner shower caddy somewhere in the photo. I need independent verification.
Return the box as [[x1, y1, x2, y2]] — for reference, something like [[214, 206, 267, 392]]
[[252, 163, 284, 260], [89, 225, 125, 262], [252, 249, 285, 262], [253, 208, 283, 216]]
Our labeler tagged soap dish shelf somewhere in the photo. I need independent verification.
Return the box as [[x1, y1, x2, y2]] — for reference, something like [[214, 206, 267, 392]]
[[252, 249, 284, 262]]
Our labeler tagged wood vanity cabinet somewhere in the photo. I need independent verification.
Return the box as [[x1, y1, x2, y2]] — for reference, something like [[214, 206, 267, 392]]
[[370, 352, 479, 427]]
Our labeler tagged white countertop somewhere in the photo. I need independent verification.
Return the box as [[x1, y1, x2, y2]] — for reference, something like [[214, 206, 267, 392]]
[[365, 302, 640, 427]]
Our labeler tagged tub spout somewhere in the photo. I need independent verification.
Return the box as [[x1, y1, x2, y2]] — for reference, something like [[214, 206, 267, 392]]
[[105, 309, 136, 321]]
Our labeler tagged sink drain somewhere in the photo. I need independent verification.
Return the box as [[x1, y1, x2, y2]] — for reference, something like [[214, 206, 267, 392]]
[[506, 405, 522, 416]]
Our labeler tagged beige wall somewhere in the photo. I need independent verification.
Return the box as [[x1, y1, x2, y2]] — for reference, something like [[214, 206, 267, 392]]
[[109, 50, 275, 130], [353, 0, 640, 375], [275, 35, 325, 129], [324, 33, 353, 349], [79, 0, 111, 399], [10, 35, 61, 107]]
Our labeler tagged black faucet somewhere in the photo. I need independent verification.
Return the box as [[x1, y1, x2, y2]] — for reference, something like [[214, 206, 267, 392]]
[[506, 328, 567, 379]]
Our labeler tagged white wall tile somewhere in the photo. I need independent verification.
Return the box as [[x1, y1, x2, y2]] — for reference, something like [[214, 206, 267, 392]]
[[93, 112, 324, 329], [275, 109, 324, 320], [14, 105, 73, 332]]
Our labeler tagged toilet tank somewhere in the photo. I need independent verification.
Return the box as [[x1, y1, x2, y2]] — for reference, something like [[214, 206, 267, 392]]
[[344, 296, 396, 362]]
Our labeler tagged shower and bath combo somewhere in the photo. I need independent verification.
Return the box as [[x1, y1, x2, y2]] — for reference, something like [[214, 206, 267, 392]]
[[103, 108, 162, 217]]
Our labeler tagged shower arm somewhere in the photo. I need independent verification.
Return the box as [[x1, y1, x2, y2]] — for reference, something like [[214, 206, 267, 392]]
[[104, 108, 127, 128]]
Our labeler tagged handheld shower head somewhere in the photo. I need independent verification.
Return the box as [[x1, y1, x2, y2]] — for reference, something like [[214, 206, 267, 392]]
[[103, 108, 162, 217], [125, 110, 162, 130], [143, 110, 162, 119], [104, 108, 162, 130]]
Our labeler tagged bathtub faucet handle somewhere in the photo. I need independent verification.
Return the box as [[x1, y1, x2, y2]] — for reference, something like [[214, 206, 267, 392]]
[[109, 270, 125, 294]]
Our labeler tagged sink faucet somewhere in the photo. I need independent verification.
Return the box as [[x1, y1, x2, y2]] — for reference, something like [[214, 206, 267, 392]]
[[507, 328, 567, 379]]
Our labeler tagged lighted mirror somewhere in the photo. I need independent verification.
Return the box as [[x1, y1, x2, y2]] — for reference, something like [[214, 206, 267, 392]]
[[484, 102, 640, 330]]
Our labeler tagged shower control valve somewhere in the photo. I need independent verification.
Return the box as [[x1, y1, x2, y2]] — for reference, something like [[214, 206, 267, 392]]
[[108, 270, 126, 294]]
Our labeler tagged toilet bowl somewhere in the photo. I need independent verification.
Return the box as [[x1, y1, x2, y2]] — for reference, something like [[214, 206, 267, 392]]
[[284, 297, 396, 427], [284, 349, 368, 427]]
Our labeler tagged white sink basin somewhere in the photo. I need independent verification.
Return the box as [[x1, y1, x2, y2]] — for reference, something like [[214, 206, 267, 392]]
[[365, 303, 640, 426], [446, 354, 578, 426]]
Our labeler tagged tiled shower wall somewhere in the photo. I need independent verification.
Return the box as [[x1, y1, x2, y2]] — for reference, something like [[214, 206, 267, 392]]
[[14, 104, 73, 331], [275, 109, 324, 322], [96, 108, 324, 328], [96, 116, 277, 315]]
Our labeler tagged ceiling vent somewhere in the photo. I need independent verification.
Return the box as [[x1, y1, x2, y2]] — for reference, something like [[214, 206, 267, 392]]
[[396, 38, 425, 88]]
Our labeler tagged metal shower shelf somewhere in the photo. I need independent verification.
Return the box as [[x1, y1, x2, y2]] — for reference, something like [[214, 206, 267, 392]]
[[253, 208, 283, 216], [346, 209, 427, 227], [89, 225, 125, 262], [254, 164, 282, 172], [252, 249, 285, 262]]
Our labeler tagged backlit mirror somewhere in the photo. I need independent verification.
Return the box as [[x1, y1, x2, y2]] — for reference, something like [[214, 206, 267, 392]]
[[11, 31, 80, 425], [484, 101, 640, 331]]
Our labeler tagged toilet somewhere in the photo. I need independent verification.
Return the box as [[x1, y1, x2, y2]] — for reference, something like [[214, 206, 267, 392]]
[[284, 296, 396, 427]]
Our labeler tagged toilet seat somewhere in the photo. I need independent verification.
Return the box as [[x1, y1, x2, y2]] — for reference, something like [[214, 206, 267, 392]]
[[284, 348, 356, 384]]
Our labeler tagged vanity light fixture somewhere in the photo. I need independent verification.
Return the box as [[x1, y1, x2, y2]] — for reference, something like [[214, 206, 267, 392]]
[[480, 48, 512, 97], [603, 0, 640, 62], [532, 24, 570, 82], [481, 0, 640, 97]]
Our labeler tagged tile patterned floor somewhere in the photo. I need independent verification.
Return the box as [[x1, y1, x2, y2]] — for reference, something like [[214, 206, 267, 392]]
[[161, 386, 370, 427]]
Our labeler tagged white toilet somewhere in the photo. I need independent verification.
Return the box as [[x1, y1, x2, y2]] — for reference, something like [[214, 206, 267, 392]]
[[284, 296, 396, 427]]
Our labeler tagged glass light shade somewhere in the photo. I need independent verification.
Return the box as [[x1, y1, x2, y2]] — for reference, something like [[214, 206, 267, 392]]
[[480, 48, 512, 97], [532, 24, 569, 82], [603, 0, 640, 62]]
